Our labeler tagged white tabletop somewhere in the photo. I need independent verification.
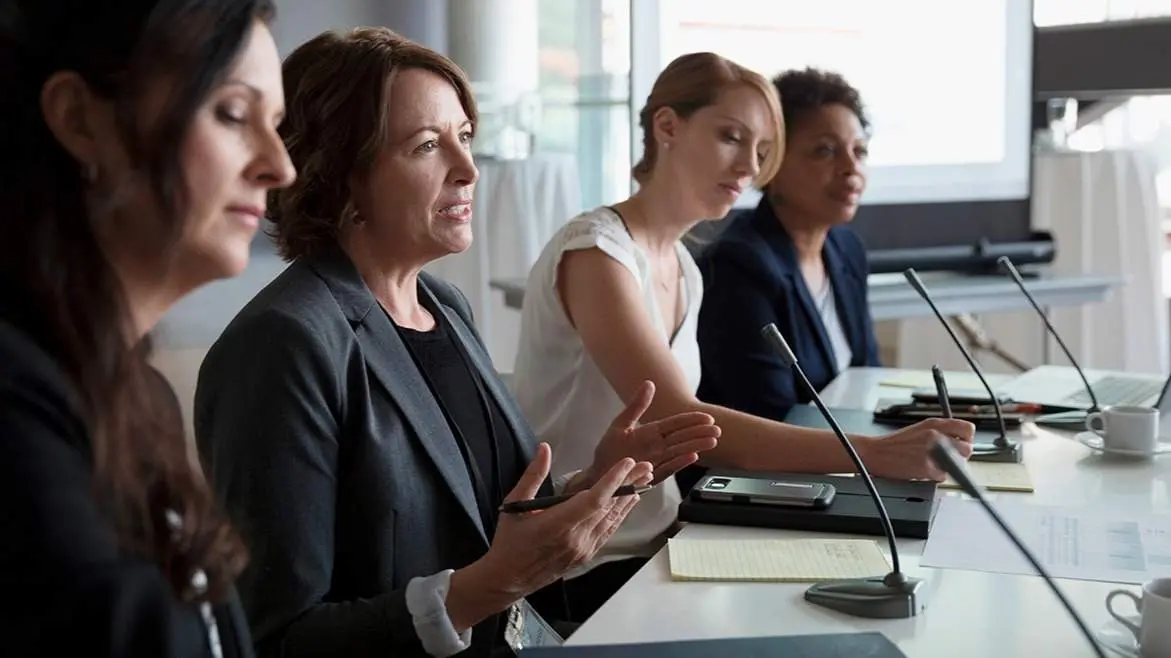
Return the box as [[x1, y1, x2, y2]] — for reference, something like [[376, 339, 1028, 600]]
[[566, 367, 1171, 657]]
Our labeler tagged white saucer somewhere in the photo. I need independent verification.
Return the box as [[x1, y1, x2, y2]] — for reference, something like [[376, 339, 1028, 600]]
[[1096, 616, 1139, 657], [1075, 432, 1171, 458]]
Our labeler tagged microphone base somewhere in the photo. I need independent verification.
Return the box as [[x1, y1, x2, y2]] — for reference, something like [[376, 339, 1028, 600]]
[[804, 575, 926, 619], [971, 440, 1024, 463]]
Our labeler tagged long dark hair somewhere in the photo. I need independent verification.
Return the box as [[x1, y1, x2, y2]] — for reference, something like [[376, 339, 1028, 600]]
[[0, 0, 273, 602]]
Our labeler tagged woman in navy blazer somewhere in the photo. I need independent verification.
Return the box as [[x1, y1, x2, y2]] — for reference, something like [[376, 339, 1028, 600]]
[[697, 68, 880, 420]]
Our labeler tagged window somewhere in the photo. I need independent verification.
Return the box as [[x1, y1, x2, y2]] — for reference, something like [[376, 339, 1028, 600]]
[[535, 0, 632, 209], [635, 0, 1033, 208], [1034, 0, 1171, 26]]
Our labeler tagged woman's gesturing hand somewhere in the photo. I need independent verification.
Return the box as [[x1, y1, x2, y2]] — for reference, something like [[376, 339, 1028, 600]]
[[584, 380, 719, 487], [447, 443, 652, 630]]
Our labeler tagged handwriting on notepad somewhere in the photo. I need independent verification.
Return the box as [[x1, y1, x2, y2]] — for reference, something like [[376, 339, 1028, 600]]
[[939, 460, 1034, 493], [667, 538, 891, 582]]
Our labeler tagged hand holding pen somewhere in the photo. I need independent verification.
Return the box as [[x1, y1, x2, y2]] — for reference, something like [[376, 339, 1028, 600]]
[[932, 365, 954, 419], [500, 483, 652, 514], [460, 444, 653, 605]]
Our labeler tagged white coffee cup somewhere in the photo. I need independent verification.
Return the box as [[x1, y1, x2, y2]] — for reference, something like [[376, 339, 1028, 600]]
[[1106, 578, 1171, 657], [1085, 405, 1159, 455]]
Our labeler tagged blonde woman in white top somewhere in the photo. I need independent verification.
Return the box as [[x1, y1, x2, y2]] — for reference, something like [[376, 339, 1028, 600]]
[[512, 52, 976, 622]]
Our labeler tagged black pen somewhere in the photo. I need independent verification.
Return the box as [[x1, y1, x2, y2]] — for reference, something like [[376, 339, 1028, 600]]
[[498, 484, 652, 514], [932, 365, 953, 419]]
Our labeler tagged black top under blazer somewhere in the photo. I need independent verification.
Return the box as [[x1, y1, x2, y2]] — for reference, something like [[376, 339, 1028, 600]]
[[0, 294, 253, 658], [194, 247, 565, 658], [696, 197, 881, 420]]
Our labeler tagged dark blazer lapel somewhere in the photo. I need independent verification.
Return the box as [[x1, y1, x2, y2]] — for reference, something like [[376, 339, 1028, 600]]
[[425, 286, 536, 466], [426, 287, 558, 499], [751, 200, 836, 368], [823, 235, 867, 362], [307, 249, 487, 542]]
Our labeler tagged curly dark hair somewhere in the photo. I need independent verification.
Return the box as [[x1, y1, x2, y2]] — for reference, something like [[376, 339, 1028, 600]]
[[772, 67, 870, 135]]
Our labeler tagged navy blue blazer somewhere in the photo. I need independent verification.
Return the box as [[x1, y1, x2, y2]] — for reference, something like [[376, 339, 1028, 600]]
[[695, 198, 881, 420]]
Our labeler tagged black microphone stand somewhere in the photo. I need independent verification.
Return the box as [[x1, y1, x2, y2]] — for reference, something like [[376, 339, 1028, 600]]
[[763, 324, 925, 619], [929, 438, 1106, 658], [998, 256, 1101, 413], [904, 269, 1024, 464]]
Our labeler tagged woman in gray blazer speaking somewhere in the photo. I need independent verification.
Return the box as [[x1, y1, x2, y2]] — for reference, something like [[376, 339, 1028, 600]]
[[193, 27, 720, 658]]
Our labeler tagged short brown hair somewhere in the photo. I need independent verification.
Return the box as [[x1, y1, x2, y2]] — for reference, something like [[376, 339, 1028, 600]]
[[270, 27, 477, 260], [632, 52, 783, 187]]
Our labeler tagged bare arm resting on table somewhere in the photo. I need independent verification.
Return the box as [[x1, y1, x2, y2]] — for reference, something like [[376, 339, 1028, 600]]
[[557, 248, 974, 481]]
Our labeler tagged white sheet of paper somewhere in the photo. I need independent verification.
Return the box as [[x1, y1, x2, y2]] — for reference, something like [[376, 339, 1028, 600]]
[[921, 496, 1171, 584]]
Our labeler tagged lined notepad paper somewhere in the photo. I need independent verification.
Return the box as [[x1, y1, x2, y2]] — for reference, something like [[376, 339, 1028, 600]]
[[880, 371, 991, 391], [940, 460, 1034, 493], [667, 538, 891, 582]]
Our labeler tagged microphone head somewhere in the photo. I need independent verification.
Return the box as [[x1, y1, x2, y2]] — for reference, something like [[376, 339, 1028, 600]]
[[902, 268, 927, 298], [761, 323, 798, 367]]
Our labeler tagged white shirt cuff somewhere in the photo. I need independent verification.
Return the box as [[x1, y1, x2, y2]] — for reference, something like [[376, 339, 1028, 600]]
[[405, 570, 472, 657]]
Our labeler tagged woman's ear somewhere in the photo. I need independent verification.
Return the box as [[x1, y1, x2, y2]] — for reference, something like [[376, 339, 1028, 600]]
[[39, 71, 114, 170], [651, 106, 681, 150]]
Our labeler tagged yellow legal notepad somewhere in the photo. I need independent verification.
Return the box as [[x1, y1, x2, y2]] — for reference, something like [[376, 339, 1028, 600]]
[[667, 538, 891, 582], [879, 370, 990, 391], [939, 460, 1035, 493]]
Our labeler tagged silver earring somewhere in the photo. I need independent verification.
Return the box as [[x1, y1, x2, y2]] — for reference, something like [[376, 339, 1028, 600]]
[[662, 142, 672, 151]]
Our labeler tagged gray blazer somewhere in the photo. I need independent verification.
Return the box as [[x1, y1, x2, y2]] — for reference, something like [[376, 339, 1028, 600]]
[[194, 247, 561, 658]]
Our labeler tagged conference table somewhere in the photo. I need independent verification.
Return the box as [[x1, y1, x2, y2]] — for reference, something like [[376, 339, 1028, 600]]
[[565, 367, 1170, 657]]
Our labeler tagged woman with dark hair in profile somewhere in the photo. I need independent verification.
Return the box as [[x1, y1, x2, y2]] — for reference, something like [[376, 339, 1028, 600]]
[[697, 68, 880, 418], [0, 1, 294, 656]]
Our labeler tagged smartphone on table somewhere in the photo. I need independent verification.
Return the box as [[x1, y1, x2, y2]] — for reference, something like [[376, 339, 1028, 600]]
[[692, 475, 836, 509]]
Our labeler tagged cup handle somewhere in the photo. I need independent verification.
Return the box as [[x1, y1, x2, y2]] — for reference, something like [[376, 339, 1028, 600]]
[[1086, 412, 1108, 438], [1105, 589, 1142, 639]]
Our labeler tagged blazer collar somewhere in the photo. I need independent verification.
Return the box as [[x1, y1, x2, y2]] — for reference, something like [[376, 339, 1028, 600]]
[[304, 246, 379, 324], [426, 286, 539, 469], [306, 248, 489, 542], [821, 234, 866, 356], [749, 198, 859, 367]]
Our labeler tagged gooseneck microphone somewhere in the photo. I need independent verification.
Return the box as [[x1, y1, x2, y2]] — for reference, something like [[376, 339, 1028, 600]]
[[762, 323, 924, 619], [903, 268, 1023, 464], [929, 439, 1106, 658], [998, 256, 1100, 412]]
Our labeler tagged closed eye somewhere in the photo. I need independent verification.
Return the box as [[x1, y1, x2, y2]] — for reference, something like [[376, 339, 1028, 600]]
[[215, 106, 246, 125]]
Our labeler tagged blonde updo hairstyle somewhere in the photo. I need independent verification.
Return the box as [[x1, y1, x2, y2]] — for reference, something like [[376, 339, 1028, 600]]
[[632, 52, 785, 187]]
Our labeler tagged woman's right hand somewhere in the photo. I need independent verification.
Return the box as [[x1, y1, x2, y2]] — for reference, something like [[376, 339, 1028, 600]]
[[859, 417, 976, 481], [446, 443, 652, 630]]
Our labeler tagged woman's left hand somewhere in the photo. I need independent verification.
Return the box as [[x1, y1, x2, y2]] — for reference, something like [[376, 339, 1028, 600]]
[[577, 380, 720, 489]]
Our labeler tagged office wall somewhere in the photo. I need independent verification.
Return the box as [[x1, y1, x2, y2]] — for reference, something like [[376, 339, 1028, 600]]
[[270, 0, 447, 56]]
